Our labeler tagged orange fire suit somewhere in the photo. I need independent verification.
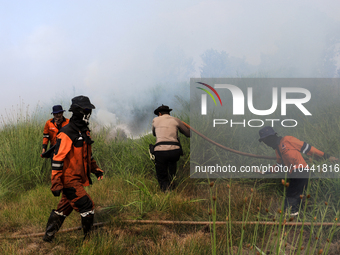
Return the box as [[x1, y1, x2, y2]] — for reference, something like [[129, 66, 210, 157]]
[[51, 122, 103, 216], [275, 136, 327, 172], [43, 117, 69, 150], [274, 136, 328, 211]]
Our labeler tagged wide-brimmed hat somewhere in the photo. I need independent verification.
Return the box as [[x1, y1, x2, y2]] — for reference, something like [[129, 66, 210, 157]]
[[259, 126, 277, 142], [51, 105, 65, 114], [154, 104, 172, 115], [69, 95, 95, 111]]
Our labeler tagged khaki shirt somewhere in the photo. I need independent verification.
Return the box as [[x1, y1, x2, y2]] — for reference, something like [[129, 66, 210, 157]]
[[152, 114, 190, 151]]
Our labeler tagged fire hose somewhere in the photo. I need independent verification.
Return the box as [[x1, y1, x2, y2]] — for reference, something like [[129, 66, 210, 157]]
[[0, 123, 334, 240], [0, 122, 289, 240], [1, 219, 339, 239], [148, 121, 276, 160], [181, 121, 276, 160]]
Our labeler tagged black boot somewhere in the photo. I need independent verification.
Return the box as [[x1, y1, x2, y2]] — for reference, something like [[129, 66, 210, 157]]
[[81, 213, 94, 240], [43, 210, 66, 242]]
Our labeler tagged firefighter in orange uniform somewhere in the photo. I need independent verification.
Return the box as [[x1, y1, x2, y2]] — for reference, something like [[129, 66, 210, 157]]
[[42, 105, 69, 155], [43, 96, 104, 242], [259, 126, 337, 216]]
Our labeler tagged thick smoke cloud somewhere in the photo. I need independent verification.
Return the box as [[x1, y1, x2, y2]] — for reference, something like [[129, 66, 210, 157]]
[[1, 1, 339, 136]]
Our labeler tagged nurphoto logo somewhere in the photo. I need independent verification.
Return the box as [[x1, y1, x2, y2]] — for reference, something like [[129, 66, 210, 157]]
[[190, 78, 340, 179], [194, 79, 312, 128]]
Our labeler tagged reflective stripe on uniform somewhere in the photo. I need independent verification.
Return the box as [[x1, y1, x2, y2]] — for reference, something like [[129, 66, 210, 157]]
[[301, 142, 311, 154], [52, 161, 64, 170], [54, 211, 67, 217], [80, 210, 94, 217]]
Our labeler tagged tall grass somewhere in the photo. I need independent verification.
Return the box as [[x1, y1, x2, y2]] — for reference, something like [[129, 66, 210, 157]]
[[0, 104, 50, 198], [1, 95, 340, 254]]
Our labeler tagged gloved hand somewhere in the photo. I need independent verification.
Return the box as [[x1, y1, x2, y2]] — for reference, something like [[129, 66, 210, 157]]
[[329, 156, 338, 162], [94, 168, 104, 180], [52, 189, 62, 197]]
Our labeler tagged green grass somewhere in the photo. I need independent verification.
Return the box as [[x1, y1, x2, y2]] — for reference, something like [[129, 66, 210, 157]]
[[1, 96, 340, 254], [0, 105, 50, 197]]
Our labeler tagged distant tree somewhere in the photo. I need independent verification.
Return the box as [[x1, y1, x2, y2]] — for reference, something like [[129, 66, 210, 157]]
[[200, 49, 254, 77], [316, 31, 340, 78], [122, 47, 195, 135], [153, 46, 195, 84], [258, 31, 340, 78], [257, 8, 340, 78]]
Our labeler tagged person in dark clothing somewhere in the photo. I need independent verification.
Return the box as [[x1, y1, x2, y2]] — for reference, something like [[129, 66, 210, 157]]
[[43, 96, 104, 242], [258, 126, 337, 216], [152, 105, 190, 192]]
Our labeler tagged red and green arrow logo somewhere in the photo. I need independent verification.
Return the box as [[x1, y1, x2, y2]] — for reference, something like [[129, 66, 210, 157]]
[[196, 82, 223, 106]]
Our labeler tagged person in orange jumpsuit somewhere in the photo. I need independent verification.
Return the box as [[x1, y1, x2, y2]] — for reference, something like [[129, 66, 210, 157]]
[[42, 105, 69, 155], [43, 96, 104, 242], [259, 126, 337, 216]]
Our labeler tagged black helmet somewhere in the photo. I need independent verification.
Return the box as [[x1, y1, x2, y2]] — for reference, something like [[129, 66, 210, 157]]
[[154, 104, 172, 115], [259, 126, 277, 142], [51, 105, 65, 114], [69, 95, 95, 112]]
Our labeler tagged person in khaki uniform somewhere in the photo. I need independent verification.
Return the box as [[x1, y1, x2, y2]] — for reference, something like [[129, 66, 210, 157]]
[[152, 105, 190, 192]]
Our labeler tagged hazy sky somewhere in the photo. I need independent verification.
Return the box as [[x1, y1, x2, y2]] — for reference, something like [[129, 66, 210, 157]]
[[1, 0, 340, 133]]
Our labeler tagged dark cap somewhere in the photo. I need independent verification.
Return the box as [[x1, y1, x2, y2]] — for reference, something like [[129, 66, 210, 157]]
[[69, 95, 95, 111], [154, 104, 172, 115], [51, 105, 65, 114], [259, 126, 277, 142]]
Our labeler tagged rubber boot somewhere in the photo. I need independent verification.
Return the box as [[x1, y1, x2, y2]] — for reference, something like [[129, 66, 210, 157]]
[[43, 210, 66, 242], [81, 213, 94, 240]]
